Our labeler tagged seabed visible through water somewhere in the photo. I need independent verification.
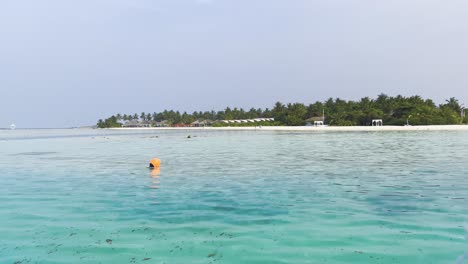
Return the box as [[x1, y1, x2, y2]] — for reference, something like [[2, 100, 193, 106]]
[[0, 129, 467, 264]]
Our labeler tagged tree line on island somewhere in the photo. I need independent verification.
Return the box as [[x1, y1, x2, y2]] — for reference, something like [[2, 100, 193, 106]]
[[97, 94, 467, 128]]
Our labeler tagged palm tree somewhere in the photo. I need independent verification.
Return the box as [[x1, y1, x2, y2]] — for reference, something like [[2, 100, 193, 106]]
[[445, 97, 461, 112]]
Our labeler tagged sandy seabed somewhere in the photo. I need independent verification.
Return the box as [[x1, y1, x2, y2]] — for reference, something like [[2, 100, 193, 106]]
[[109, 125, 468, 132]]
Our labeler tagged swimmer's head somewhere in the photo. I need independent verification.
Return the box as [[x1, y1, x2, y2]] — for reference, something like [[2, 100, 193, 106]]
[[149, 158, 161, 168]]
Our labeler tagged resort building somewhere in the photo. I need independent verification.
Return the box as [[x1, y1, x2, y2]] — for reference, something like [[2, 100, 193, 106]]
[[372, 119, 383, 126], [306, 116, 325, 126], [191, 120, 213, 127], [222, 118, 274, 124], [154, 120, 169, 127], [122, 120, 151, 128]]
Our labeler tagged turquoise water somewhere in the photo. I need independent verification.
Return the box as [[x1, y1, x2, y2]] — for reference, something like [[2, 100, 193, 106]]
[[0, 129, 467, 264]]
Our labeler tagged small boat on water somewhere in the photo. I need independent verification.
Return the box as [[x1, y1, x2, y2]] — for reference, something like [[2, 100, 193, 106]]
[[10, 124, 16, 130]]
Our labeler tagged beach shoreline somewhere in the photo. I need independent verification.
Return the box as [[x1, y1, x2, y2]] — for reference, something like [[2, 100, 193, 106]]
[[108, 125, 468, 132]]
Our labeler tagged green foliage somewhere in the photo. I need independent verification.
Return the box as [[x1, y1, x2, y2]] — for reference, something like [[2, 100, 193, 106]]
[[97, 95, 465, 128], [284, 103, 307, 126], [97, 116, 122, 128]]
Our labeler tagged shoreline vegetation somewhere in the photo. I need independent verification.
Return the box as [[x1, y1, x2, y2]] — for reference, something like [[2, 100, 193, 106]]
[[97, 94, 467, 128], [109, 125, 468, 131]]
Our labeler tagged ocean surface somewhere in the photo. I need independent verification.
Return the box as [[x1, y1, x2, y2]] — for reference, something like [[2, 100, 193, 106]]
[[0, 128, 467, 264]]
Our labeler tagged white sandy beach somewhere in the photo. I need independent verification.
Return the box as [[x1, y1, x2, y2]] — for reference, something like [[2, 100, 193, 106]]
[[109, 125, 468, 132]]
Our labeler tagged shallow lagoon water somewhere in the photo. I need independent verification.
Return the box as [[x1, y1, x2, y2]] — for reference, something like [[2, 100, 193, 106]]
[[0, 129, 467, 264]]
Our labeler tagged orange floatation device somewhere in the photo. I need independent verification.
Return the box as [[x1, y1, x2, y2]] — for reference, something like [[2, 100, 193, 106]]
[[149, 158, 161, 168]]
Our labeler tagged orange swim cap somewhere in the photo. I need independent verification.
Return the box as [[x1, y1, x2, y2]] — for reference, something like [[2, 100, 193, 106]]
[[149, 158, 161, 168]]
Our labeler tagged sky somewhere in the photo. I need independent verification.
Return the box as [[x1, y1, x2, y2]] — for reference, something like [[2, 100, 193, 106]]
[[1, 0, 468, 128]]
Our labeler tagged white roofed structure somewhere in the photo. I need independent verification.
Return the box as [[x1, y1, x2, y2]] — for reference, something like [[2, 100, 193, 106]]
[[222, 118, 275, 124]]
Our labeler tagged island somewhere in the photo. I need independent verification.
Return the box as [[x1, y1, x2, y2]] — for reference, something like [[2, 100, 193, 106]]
[[97, 94, 466, 128]]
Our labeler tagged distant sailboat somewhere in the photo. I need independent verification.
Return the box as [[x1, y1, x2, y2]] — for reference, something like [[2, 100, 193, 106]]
[[10, 124, 16, 130]]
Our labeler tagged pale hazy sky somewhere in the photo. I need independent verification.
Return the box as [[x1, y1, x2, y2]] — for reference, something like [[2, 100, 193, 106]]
[[1, 0, 467, 128]]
